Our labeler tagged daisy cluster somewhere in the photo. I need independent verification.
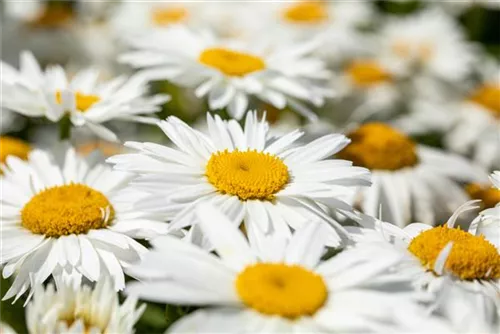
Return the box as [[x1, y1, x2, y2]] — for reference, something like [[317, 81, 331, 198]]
[[0, 1, 499, 333]]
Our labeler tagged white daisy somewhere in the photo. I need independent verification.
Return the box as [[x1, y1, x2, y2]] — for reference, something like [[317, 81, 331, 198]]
[[444, 60, 500, 169], [26, 278, 145, 334], [110, 2, 208, 36], [336, 122, 481, 226], [0, 146, 169, 302], [348, 201, 500, 321], [469, 171, 500, 251], [108, 112, 371, 247], [1, 51, 170, 142], [377, 8, 476, 84], [332, 58, 402, 124], [120, 25, 331, 121], [0, 136, 31, 166], [394, 277, 499, 334], [243, 1, 374, 62], [127, 203, 419, 333]]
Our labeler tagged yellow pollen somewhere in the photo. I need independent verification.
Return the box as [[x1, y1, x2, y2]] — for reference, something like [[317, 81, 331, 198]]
[[469, 84, 500, 118], [151, 6, 188, 26], [282, 1, 329, 24], [206, 150, 289, 201], [21, 184, 114, 237], [337, 123, 419, 171], [347, 60, 392, 87], [199, 48, 266, 77], [28, 5, 74, 28], [236, 263, 328, 319], [408, 226, 500, 280], [0, 136, 31, 164], [55, 91, 100, 112], [466, 183, 500, 210]]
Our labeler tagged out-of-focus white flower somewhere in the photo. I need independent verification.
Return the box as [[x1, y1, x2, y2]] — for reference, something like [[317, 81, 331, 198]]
[[337, 123, 481, 226], [127, 203, 420, 333], [445, 61, 500, 169], [377, 8, 477, 84], [26, 278, 145, 334], [108, 112, 371, 248], [242, 1, 374, 62], [0, 147, 169, 302], [332, 58, 402, 123], [0, 136, 31, 166], [1, 51, 170, 142], [0, 322, 16, 334], [394, 277, 499, 333], [348, 201, 499, 325], [120, 26, 332, 121]]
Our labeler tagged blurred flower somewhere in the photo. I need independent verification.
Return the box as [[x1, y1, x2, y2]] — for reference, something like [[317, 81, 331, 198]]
[[349, 201, 499, 323], [445, 60, 500, 169], [244, 1, 374, 62], [0, 147, 168, 302], [108, 112, 370, 248], [120, 26, 331, 120], [377, 8, 476, 84], [337, 123, 480, 226], [26, 278, 145, 334], [1, 51, 170, 142], [0, 136, 31, 165], [127, 203, 418, 333], [472, 171, 500, 251], [394, 277, 499, 333]]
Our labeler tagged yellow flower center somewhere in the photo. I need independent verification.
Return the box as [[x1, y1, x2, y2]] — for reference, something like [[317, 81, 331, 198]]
[[347, 60, 392, 87], [199, 48, 266, 77], [0, 136, 31, 164], [28, 5, 74, 28], [55, 91, 101, 113], [206, 150, 289, 201], [466, 183, 500, 210], [151, 6, 188, 26], [235, 263, 328, 319], [408, 226, 500, 280], [21, 184, 114, 237], [282, 1, 329, 24], [469, 84, 500, 118], [337, 123, 419, 171]]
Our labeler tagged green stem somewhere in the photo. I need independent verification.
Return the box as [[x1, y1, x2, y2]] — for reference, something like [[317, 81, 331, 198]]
[[59, 115, 72, 141]]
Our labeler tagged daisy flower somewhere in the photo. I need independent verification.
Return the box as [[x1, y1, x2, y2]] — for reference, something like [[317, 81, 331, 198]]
[[127, 203, 418, 333], [336, 122, 480, 227], [244, 1, 374, 62], [377, 8, 476, 84], [445, 60, 500, 169], [348, 201, 499, 319], [26, 278, 145, 334], [333, 58, 401, 123], [110, 2, 213, 35], [469, 171, 500, 251], [1, 146, 168, 302], [0, 136, 31, 166], [1, 51, 170, 142], [394, 277, 499, 334], [120, 26, 331, 120], [108, 112, 371, 247]]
